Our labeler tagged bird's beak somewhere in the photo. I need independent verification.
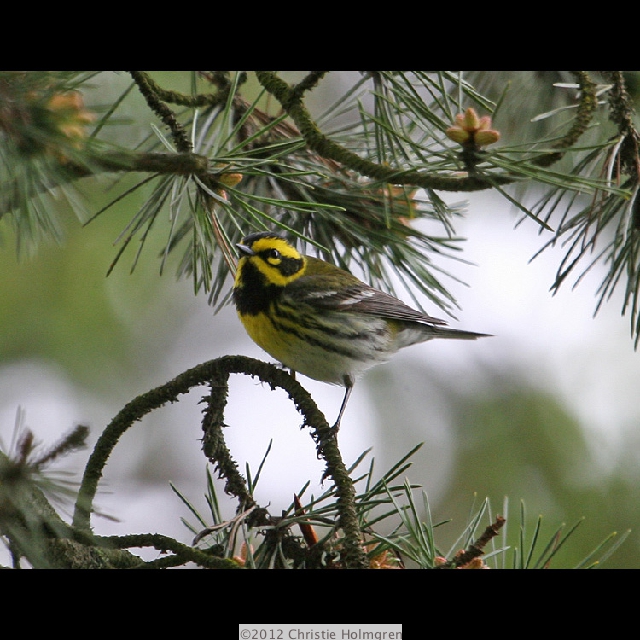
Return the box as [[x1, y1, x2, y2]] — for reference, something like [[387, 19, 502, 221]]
[[236, 243, 254, 257]]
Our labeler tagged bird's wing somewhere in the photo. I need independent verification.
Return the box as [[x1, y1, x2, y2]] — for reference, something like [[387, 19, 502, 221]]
[[287, 272, 448, 326]]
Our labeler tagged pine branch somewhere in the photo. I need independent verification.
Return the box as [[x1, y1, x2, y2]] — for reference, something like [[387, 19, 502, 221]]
[[602, 70, 640, 179], [129, 71, 192, 153], [533, 71, 599, 167], [255, 70, 513, 192]]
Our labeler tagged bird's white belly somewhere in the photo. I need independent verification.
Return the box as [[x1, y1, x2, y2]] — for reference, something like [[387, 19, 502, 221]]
[[239, 309, 397, 385]]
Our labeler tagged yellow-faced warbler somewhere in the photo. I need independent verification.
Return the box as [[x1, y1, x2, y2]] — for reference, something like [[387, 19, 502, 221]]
[[233, 231, 489, 431]]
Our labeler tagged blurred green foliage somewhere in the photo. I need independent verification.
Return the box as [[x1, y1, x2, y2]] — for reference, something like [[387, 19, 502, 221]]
[[0, 172, 190, 395], [438, 384, 638, 568]]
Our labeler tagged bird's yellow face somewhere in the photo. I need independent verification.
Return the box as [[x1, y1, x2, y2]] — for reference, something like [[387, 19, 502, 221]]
[[235, 233, 306, 289], [233, 233, 309, 362]]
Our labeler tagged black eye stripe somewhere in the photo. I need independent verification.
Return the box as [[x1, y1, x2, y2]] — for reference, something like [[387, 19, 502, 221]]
[[262, 248, 281, 260], [254, 252, 304, 277]]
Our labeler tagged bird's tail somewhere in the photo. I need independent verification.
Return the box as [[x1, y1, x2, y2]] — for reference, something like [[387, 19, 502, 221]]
[[396, 323, 491, 348], [430, 326, 491, 340]]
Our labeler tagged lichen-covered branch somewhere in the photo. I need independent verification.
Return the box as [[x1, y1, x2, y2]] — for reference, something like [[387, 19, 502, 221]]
[[72, 355, 367, 569], [533, 71, 598, 167], [129, 71, 192, 153], [602, 70, 640, 178]]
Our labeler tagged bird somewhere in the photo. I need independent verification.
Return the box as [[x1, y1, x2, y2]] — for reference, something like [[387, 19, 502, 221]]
[[232, 230, 489, 432]]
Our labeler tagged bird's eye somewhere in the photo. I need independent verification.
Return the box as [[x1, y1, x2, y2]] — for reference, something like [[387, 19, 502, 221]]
[[266, 248, 281, 260]]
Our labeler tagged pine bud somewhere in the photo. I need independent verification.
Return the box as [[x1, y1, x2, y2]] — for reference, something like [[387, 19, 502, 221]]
[[446, 107, 500, 148]]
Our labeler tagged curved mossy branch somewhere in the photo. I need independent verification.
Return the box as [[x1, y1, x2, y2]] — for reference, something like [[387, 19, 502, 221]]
[[200, 370, 256, 512], [129, 70, 239, 110], [290, 71, 329, 98], [72, 355, 367, 570]]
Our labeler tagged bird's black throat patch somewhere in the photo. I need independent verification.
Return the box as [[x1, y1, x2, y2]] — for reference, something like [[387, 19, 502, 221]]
[[233, 259, 282, 315]]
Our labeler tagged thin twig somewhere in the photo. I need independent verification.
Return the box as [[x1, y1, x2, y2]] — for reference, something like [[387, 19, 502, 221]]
[[437, 515, 506, 569]]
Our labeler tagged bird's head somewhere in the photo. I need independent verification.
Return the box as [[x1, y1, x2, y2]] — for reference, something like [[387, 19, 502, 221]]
[[235, 231, 306, 287]]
